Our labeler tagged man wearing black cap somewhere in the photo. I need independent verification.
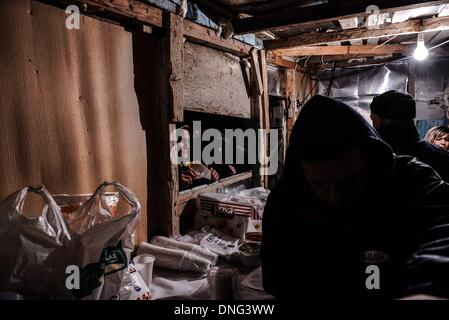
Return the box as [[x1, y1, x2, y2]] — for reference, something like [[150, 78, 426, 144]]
[[370, 90, 449, 181]]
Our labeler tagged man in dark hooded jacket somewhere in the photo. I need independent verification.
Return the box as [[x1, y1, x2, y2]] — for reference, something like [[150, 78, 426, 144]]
[[261, 95, 449, 300], [370, 90, 449, 182]]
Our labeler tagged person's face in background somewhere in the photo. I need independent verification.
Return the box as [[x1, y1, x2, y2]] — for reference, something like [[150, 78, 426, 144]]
[[370, 112, 383, 130], [433, 133, 449, 150], [178, 128, 191, 163], [302, 147, 370, 210]]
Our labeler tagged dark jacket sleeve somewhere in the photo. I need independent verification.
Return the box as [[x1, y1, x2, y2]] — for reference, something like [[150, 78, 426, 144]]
[[396, 158, 449, 297], [260, 188, 282, 297], [421, 142, 449, 183]]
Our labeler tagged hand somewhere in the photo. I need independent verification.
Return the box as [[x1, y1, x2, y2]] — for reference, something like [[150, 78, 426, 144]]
[[228, 165, 237, 175], [208, 167, 220, 181], [180, 172, 193, 188], [180, 167, 197, 188]]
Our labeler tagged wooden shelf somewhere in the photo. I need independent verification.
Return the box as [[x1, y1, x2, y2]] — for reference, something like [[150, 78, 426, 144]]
[[178, 171, 253, 204]]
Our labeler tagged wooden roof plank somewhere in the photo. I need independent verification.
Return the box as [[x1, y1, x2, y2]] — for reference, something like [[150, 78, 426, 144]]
[[49, 0, 163, 27], [265, 15, 449, 50], [233, 0, 445, 34], [273, 44, 413, 56]]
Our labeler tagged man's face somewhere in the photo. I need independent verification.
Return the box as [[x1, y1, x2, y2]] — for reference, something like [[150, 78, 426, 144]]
[[178, 129, 191, 161], [370, 112, 382, 130], [302, 147, 370, 210]]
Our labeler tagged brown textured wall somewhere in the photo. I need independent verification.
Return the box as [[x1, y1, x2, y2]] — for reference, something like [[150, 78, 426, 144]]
[[0, 0, 148, 242], [183, 41, 252, 119]]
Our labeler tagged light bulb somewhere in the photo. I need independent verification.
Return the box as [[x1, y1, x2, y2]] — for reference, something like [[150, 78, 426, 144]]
[[413, 33, 428, 61]]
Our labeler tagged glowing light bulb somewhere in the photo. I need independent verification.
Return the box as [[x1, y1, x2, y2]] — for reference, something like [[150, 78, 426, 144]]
[[414, 33, 428, 61]]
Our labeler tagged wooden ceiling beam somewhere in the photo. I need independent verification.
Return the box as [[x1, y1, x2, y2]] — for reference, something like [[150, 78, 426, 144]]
[[232, 0, 324, 15], [233, 0, 445, 34], [265, 15, 449, 50], [266, 52, 297, 69], [183, 19, 251, 57], [46, 0, 163, 27], [273, 44, 413, 56]]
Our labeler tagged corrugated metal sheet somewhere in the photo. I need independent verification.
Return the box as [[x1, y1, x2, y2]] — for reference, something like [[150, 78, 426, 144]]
[[0, 0, 148, 242], [318, 58, 449, 123], [318, 63, 409, 120]]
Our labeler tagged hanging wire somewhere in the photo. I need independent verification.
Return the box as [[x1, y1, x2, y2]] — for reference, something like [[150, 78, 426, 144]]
[[295, 55, 318, 79], [304, 55, 311, 68], [374, 34, 398, 49], [314, 36, 398, 72], [336, 35, 449, 70], [296, 55, 311, 62], [303, 81, 318, 103], [428, 37, 449, 50], [325, 62, 337, 96], [321, 55, 334, 70]]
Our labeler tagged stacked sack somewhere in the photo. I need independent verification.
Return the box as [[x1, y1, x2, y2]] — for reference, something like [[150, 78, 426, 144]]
[[137, 236, 218, 273]]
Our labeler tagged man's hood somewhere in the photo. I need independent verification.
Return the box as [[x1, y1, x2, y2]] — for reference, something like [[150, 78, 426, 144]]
[[281, 95, 395, 187]]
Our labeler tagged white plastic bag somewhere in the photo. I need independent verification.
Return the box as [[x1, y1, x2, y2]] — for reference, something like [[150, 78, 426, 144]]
[[66, 181, 141, 300], [0, 181, 141, 300], [0, 186, 73, 298]]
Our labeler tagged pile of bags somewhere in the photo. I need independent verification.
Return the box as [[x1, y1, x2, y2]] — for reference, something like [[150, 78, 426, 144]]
[[0, 181, 149, 300]]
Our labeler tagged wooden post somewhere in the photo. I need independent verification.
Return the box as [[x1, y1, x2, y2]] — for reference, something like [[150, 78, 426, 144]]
[[259, 50, 270, 189], [250, 48, 271, 188], [134, 12, 183, 238], [259, 50, 270, 131], [165, 13, 183, 236], [285, 69, 297, 144], [250, 48, 263, 96], [250, 49, 261, 187], [169, 13, 184, 123]]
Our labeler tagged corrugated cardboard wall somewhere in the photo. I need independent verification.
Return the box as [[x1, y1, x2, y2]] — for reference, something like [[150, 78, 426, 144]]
[[0, 0, 148, 242]]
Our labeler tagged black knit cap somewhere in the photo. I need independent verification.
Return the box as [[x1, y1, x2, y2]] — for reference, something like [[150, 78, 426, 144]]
[[370, 90, 416, 120]]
